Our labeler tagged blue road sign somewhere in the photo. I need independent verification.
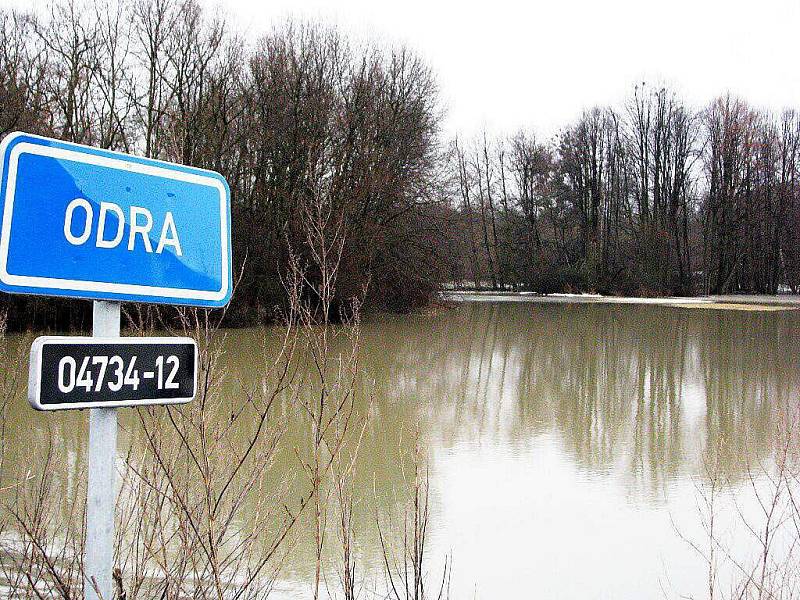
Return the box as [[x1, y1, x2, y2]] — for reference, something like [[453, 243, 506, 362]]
[[0, 132, 232, 307]]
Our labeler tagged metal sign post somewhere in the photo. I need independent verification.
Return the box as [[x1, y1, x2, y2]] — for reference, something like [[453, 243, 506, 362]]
[[26, 318, 199, 600], [86, 301, 119, 600], [1, 131, 232, 600]]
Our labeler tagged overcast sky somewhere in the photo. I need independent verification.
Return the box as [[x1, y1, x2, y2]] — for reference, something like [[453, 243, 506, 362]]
[[207, 0, 799, 140], [12, 0, 799, 139]]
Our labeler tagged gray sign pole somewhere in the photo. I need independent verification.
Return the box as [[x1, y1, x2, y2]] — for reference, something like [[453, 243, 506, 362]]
[[85, 300, 119, 600]]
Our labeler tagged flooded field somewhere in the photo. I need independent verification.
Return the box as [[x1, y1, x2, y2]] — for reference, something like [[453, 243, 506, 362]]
[[2, 299, 799, 598]]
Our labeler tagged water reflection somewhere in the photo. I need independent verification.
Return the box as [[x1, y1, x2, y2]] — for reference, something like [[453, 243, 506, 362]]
[[2, 301, 799, 598], [362, 303, 799, 496]]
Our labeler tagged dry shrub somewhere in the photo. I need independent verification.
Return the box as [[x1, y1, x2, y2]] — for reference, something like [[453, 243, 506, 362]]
[[377, 432, 451, 600], [683, 404, 800, 599]]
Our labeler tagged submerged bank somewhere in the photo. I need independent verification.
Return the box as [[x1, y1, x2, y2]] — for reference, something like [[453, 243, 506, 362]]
[[442, 290, 800, 311]]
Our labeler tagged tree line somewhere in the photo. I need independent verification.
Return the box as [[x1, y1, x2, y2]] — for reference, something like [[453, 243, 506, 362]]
[[1, 0, 799, 330], [0, 0, 448, 329], [450, 88, 800, 296]]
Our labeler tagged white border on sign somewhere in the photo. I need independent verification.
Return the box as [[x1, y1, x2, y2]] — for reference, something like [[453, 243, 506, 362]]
[[28, 336, 199, 411], [0, 137, 229, 302]]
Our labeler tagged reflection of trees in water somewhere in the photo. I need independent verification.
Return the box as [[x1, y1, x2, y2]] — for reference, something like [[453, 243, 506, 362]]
[[358, 303, 800, 497], [697, 311, 800, 480], [436, 303, 690, 494], [2, 304, 798, 575], [516, 303, 689, 490]]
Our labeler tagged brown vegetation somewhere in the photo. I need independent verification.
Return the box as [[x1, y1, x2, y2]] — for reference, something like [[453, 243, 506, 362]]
[[450, 87, 800, 297], [0, 0, 447, 330]]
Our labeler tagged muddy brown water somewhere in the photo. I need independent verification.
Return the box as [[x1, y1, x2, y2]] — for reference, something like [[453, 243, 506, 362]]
[[2, 299, 798, 598]]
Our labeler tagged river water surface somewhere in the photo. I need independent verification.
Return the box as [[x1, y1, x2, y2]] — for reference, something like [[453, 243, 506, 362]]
[[3, 299, 799, 599]]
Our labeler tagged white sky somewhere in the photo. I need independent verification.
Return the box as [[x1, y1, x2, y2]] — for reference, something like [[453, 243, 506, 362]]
[[11, 0, 800, 139], [211, 0, 800, 140]]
